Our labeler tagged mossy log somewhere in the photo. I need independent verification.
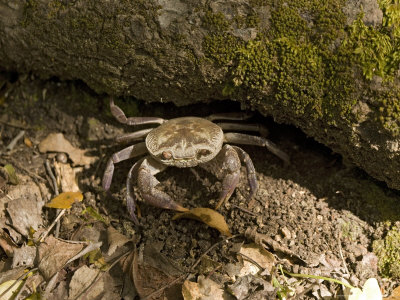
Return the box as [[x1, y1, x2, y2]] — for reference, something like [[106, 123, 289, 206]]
[[1, 0, 400, 189]]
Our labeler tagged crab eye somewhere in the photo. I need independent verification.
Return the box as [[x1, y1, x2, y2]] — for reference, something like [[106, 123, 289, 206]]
[[162, 151, 172, 160], [197, 149, 211, 157]]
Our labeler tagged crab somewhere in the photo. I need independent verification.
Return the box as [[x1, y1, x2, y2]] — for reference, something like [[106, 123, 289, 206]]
[[102, 99, 289, 224]]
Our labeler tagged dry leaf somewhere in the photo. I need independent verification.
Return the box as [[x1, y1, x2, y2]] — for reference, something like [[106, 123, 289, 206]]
[[38, 133, 96, 165], [7, 196, 44, 237], [0, 228, 17, 257], [68, 265, 102, 299], [53, 161, 81, 193], [182, 276, 225, 300], [38, 236, 84, 281], [12, 244, 36, 268], [45, 192, 83, 209], [107, 226, 131, 256], [384, 286, 400, 300], [172, 207, 232, 236], [239, 243, 275, 276], [130, 245, 183, 299], [0, 175, 46, 242], [198, 256, 222, 274]]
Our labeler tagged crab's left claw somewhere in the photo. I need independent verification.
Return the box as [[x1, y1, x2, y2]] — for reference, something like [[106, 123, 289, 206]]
[[137, 157, 189, 212]]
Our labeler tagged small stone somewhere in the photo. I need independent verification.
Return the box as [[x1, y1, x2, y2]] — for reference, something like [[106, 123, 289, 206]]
[[281, 226, 292, 240], [56, 152, 68, 163]]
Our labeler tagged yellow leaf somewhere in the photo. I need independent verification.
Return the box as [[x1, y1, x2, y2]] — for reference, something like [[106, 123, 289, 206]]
[[172, 207, 231, 236], [24, 137, 33, 148], [4, 164, 18, 185], [0, 280, 23, 299], [45, 192, 83, 209]]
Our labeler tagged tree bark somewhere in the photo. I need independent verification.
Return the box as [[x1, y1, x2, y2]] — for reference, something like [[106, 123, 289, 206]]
[[1, 0, 400, 189]]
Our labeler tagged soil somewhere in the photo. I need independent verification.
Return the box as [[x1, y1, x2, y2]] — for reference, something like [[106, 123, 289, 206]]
[[0, 73, 399, 299]]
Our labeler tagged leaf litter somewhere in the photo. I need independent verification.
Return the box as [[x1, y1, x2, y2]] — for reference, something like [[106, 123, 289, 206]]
[[38, 133, 96, 166], [0, 78, 399, 299]]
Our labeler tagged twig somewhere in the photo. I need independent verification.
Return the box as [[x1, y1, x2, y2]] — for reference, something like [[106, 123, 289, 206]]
[[45, 159, 61, 237], [205, 265, 222, 279], [338, 235, 350, 276], [237, 252, 264, 270], [6, 130, 25, 151], [142, 234, 241, 300], [189, 234, 240, 272], [39, 209, 66, 243], [0, 120, 29, 130], [142, 274, 186, 300], [66, 242, 103, 265], [280, 267, 355, 289], [0, 156, 46, 182], [232, 204, 258, 217], [45, 159, 59, 195]]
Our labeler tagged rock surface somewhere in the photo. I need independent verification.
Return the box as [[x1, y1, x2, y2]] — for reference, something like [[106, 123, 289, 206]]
[[0, 0, 399, 189]]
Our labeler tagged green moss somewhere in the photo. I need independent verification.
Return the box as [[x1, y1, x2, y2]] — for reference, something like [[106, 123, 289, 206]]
[[203, 10, 230, 32], [203, 33, 242, 66], [380, 0, 400, 37], [245, 14, 261, 28], [203, 2, 355, 120], [201, 1, 400, 129], [231, 40, 276, 89], [273, 38, 325, 117], [233, 14, 260, 29], [376, 89, 400, 136], [343, 12, 393, 79], [269, 5, 309, 40], [373, 225, 400, 279]]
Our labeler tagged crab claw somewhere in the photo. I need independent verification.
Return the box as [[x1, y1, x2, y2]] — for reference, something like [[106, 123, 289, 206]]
[[137, 158, 189, 212]]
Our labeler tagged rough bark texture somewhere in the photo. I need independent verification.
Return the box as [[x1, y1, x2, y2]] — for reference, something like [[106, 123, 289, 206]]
[[1, 0, 400, 189]]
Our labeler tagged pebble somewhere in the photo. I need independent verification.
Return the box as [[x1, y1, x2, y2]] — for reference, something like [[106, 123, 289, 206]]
[[281, 226, 292, 239], [56, 152, 68, 163]]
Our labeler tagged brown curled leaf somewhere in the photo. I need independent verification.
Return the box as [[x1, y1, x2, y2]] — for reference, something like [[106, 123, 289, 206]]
[[45, 192, 83, 209], [172, 207, 232, 236]]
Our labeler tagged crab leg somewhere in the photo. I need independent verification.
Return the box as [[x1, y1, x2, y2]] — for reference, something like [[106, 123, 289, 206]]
[[126, 157, 145, 224], [115, 128, 153, 144], [200, 145, 241, 209], [231, 146, 258, 200], [217, 122, 269, 137], [102, 142, 148, 191], [137, 157, 188, 212], [206, 112, 254, 122], [224, 132, 290, 165], [110, 99, 165, 125]]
